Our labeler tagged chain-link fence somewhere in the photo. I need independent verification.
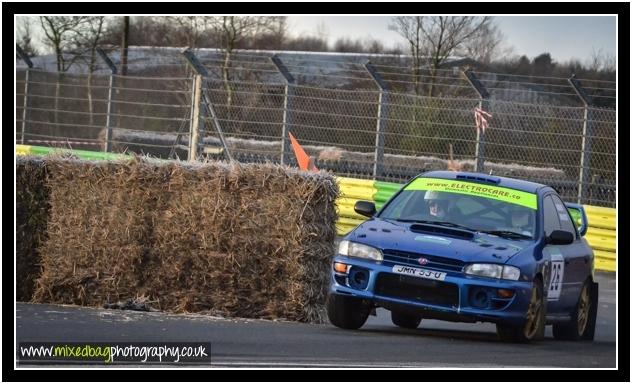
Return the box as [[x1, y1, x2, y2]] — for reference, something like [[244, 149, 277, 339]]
[[15, 48, 616, 207]]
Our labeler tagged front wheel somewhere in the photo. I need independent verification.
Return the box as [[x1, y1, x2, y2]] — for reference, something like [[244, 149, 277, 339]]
[[497, 278, 546, 343], [326, 294, 370, 330], [553, 280, 597, 341]]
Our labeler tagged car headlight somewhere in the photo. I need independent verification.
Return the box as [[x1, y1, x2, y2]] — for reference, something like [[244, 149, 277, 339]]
[[338, 240, 383, 261], [464, 263, 521, 281]]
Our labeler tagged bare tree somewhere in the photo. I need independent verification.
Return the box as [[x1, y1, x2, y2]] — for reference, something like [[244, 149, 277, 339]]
[[390, 16, 494, 97], [389, 17, 424, 95], [16, 17, 38, 57], [206, 16, 282, 130], [363, 37, 385, 54], [333, 37, 364, 53], [74, 16, 108, 126], [286, 35, 329, 52], [39, 16, 88, 71], [268, 17, 288, 49], [166, 16, 211, 48], [587, 47, 616, 73], [121, 16, 129, 76], [39, 16, 90, 127], [250, 17, 288, 49], [463, 21, 509, 65]]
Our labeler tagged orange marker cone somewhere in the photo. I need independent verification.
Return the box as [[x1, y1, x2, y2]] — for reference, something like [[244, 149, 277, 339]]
[[288, 132, 318, 171]]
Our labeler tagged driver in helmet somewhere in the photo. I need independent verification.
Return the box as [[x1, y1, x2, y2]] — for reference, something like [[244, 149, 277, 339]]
[[424, 190, 451, 220], [508, 205, 533, 236]]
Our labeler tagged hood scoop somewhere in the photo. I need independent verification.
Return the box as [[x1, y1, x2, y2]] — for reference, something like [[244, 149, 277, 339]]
[[409, 224, 474, 240]]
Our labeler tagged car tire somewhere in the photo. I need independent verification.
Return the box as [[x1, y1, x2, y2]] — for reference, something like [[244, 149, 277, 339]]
[[326, 293, 370, 330], [553, 280, 597, 341], [496, 278, 546, 343], [391, 311, 422, 329]]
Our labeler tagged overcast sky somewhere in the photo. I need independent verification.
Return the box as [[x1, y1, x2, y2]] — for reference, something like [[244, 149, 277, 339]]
[[18, 15, 617, 64], [287, 16, 617, 63]]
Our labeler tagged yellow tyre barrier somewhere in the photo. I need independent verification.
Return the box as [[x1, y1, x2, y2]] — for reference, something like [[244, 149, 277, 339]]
[[336, 177, 376, 200], [586, 227, 616, 239], [587, 216, 616, 230], [585, 235, 616, 252], [593, 249, 616, 272], [337, 198, 369, 220], [585, 205, 616, 230], [336, 217, 365, 236], [16, 145, 32, 156], [584, 204, 616, 216], [335, 177, 377, 235]]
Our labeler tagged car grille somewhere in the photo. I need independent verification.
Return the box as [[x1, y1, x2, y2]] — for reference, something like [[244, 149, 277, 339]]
[[382, 249, 465, 272], [375, 273, 459, 308]]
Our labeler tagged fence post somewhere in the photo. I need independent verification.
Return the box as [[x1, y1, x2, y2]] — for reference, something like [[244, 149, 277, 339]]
[[270, 54, 295, 166], [568, 75, 593, 204], [364, 60, 388, 178], [17, 45, 33, 145], [181, 47, 233, 161], [462, 70, 490, 173], [189, 74, 203, 161], [96, 47, 117, 153]]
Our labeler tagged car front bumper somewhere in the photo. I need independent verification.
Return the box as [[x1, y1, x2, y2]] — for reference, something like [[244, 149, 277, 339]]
[[330, 255, 534, 326]]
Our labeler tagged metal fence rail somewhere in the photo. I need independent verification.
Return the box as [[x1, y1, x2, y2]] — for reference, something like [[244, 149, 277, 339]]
[[15, 47, 616, 207]]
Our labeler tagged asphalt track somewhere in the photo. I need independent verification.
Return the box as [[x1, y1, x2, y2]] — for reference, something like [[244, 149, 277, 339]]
[[15, 272, 616, 368]]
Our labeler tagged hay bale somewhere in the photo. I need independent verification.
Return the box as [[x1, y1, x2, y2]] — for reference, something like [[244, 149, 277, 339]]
[[16, 157, 50, 301], [32, 157, 338, 323], [33, 157, 171, 306], [146, 162, 337, 322]]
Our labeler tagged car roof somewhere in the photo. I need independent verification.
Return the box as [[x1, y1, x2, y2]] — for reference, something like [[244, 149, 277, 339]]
[[417, 171, 549, 194]]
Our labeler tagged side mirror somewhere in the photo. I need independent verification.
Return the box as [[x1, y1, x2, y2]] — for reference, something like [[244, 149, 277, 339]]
[[354, 200, 376, 218], [565, 204, 588, 237], [547, 230, 575, 245]]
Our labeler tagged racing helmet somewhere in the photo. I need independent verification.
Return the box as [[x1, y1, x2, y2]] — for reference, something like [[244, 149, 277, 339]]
[[508, 204, 532, 227], [424, 190, 450, 217], [424, 190, 449, 201]]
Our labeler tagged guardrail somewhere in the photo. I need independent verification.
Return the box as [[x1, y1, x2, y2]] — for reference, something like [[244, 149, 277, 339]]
[[15, 145, 616, 272]]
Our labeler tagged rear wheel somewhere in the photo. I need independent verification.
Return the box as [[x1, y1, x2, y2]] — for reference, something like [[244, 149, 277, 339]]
[[326, 294, 370, 330], [553, 280, 597, 341], [391, 311, 422, 329], [497, 278, 545, 343]]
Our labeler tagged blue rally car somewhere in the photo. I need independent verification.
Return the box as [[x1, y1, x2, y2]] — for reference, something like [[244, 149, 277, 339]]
[[327, 172, 598, 342]]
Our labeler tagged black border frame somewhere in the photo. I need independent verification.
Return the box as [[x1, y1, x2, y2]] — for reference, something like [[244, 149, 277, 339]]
[[5, 2, 629, 382]]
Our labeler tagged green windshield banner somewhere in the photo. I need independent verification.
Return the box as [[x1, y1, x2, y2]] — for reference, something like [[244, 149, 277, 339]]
[[405, 178, 538, 209]]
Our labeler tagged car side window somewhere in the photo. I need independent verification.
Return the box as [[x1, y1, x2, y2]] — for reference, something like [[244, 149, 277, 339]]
[[551, 195, 577, 238], [543, 195, 561, 237]]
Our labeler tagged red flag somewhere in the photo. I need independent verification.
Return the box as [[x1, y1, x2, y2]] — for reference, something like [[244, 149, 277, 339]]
[[288, 132, 318, 171]]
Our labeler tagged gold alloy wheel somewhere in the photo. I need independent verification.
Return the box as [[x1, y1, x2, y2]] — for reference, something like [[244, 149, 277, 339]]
[[523, 284, 542, 339], [577, 284, 590, 335]]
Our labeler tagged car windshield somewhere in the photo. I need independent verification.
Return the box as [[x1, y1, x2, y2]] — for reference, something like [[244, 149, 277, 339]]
[[379, 178, 538, 239]]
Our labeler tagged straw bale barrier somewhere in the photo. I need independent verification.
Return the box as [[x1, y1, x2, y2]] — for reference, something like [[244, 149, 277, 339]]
[[28, 157, 338, 322], [16, 157, 50, 301]]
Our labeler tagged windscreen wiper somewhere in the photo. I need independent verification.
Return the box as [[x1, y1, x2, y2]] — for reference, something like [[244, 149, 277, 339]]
[[478, 230, 532, 240]]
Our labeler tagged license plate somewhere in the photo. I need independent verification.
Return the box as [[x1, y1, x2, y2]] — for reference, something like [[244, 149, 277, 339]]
[[392, 265, 446, 281]]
